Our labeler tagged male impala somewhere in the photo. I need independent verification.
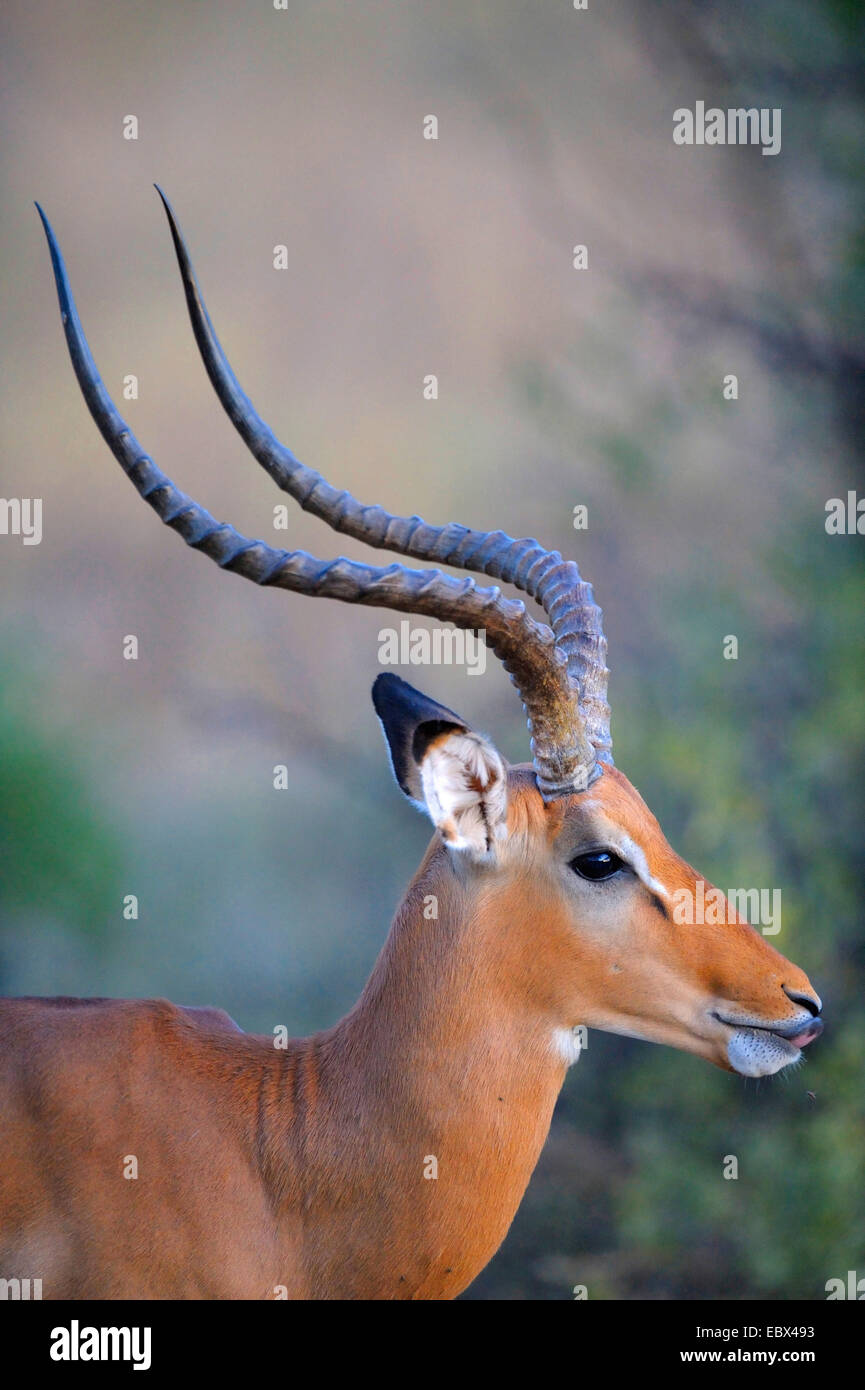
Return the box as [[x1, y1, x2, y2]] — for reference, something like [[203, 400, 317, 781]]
[[0, 192, 822, 1300]]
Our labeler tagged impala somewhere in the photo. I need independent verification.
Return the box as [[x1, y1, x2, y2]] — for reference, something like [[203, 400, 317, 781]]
[[0, 192, 823, 1301]]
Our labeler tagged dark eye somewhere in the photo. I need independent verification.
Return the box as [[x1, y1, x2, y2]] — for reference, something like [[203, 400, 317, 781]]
[[570, 850, 625, 881]]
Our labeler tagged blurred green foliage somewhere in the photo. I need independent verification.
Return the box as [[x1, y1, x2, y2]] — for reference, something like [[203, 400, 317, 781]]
[[0, 645, 123, 984]]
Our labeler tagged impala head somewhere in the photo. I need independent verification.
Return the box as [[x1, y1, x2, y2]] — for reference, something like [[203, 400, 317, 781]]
[[39, 188, 823, 1082], [374, 673, 823, 1077]]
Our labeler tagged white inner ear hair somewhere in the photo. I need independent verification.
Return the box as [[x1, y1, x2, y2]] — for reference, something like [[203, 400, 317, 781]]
[[420, 732, 507, 856]]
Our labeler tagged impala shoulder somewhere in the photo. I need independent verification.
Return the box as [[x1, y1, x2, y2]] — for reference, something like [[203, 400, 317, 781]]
[[137, 997, 244, 1036], [178, 1003, 244, 1033]]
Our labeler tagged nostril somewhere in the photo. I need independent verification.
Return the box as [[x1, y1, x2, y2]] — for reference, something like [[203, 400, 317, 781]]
[[783, 986, 822, 1017]]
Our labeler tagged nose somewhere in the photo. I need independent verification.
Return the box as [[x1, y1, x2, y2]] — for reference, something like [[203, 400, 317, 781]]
[[784, 985, 822, 1017]]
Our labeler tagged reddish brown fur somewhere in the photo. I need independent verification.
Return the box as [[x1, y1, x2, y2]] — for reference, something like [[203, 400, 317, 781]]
[[0, 764, 819, 1299]]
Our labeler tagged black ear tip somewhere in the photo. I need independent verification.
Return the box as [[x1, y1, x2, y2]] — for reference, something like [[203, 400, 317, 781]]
[[371, 671, 392, 708], [372, 672, 466, 726], [371, 675, 476, 804], [371, 671, 413, 713], [372, 672, 398, 696]]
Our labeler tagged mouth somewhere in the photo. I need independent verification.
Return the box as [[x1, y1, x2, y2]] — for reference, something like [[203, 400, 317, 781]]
[[711, 1011, 824, 1078]]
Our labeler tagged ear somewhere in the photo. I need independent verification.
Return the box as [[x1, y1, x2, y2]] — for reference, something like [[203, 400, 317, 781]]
[[372, 673, 508, 855]]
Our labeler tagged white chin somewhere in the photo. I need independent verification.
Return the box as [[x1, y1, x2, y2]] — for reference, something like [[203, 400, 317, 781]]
[[727, 1027, 800, 1078]]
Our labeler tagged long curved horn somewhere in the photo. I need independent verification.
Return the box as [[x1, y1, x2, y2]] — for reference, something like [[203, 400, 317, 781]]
[[154, 187, 612, 766], [36, 201, 601, 798]]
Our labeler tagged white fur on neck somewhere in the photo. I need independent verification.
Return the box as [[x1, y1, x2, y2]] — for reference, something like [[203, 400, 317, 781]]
[[553, 1027, 583, 1067]]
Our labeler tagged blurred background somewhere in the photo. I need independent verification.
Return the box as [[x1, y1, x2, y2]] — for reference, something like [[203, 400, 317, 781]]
[[1, 0, 863, 1299]]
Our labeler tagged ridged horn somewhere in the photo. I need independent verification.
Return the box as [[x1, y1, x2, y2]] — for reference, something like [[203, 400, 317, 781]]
[[36, 198, 606, 798], [154, 187, 612, 766]]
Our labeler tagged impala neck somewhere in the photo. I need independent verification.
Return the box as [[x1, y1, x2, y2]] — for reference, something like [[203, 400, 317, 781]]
[[280, 836, 569, 1298]]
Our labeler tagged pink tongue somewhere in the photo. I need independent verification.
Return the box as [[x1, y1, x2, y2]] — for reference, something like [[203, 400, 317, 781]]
[[788, 1023, 821, 1048]]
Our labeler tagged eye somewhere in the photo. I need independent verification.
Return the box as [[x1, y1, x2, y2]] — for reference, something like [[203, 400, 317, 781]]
[[570, 850, 625, 881]]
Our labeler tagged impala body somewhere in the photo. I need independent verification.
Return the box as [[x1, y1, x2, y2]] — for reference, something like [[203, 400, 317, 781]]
[[0, 193, 822, 1300]]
